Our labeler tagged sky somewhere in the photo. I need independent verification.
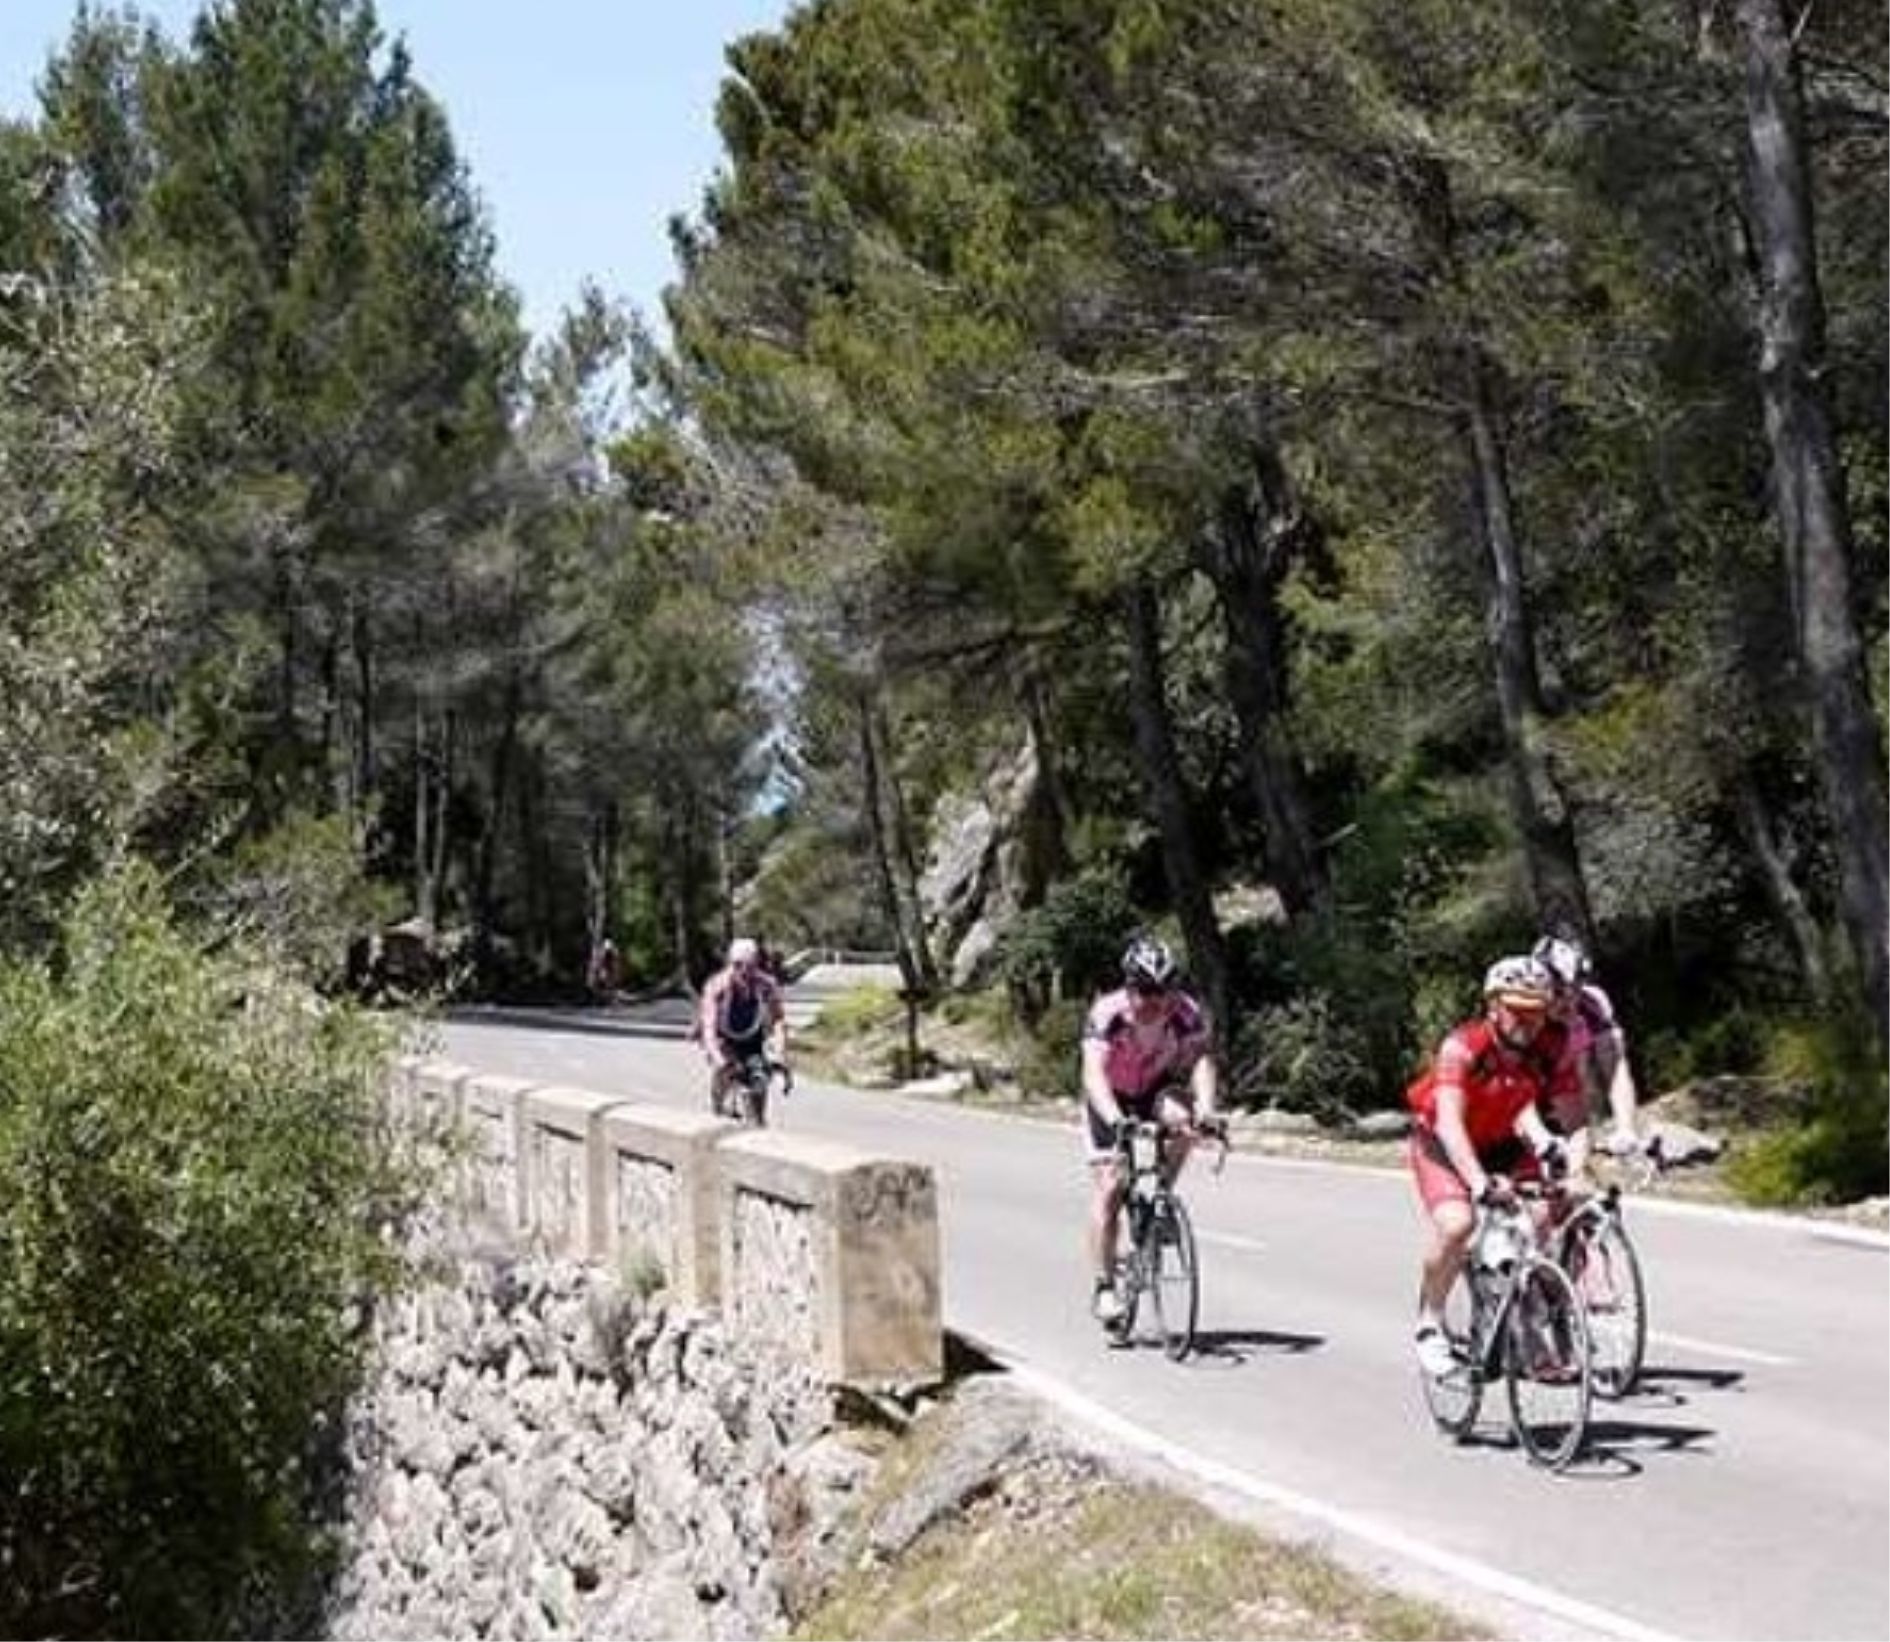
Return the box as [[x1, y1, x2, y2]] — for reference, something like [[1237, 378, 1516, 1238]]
[[0, 0, 795, 340]]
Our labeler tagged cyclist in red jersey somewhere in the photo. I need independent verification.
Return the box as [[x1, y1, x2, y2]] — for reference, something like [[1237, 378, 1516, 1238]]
[[1406, 954, 1576, 1375], [1080, 935, 1225, 1325]]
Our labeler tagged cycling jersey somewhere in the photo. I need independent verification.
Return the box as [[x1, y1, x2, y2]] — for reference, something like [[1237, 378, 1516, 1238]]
[[698, 966, 782, 1053], [1083, 987, 1211, 1101], [1561, 982, 1620, 1064], [1406, 1017, 1579, 1152]]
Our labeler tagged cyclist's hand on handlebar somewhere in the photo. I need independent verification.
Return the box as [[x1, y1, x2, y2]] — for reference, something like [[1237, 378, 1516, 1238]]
[[1536, 1137, 1570, 1182], [1477, 1175, 1516, 1208]]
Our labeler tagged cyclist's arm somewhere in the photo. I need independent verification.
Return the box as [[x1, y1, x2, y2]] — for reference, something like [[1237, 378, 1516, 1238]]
[[765, 984, 789, 1065], [1431, 1081, 1491, 1199], [1598, 1028, 1640, 1146], [698, 973, 728, 1066], [1081, 1037, 1126, 1131], [1187, 1048, 1220, 1123], [1514, 1099, 1559, 1161]]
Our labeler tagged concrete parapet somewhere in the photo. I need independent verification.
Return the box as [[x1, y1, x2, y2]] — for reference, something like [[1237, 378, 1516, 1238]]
[[598, 1105, 738, 1308], [409, 1059, 474, 1134], [520, 1085, 627, 1259], [459, 1073, 540, 1235], [716, 1131, 942, 1389]]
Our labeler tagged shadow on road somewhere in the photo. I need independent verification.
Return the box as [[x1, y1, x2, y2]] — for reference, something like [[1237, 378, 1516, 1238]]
[[1187, 1327, 1326, 1367], [1635, 1363, 1747, 1393]]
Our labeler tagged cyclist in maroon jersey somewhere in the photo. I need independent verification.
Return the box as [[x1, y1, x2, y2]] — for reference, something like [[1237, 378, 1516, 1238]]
[[1080, 935, 1226, 1325]]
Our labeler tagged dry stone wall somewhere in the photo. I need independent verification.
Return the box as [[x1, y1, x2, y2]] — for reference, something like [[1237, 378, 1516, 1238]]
[[324, 1241, 868, 1642]]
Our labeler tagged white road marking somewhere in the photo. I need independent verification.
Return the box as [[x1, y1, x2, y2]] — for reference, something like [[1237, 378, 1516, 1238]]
[[995, 1354, 1685, 1642], [1196, 1228, 1270, 1256], [1646, 1330, 1794, 1368]]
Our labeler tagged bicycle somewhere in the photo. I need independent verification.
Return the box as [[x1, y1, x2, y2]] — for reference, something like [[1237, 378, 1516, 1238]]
[[1550, 1137, 1663, 1399], [1103, 1117, 1228, 1361], [715, 1051, 792, 1127], [1421, 1180, 1594, 1470]]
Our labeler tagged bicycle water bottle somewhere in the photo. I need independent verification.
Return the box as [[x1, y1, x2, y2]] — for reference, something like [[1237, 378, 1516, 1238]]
[[1476, 1218, 1519, 1276]]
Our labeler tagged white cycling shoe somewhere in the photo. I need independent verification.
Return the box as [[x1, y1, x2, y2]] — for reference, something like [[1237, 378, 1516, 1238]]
[[1414, 1323, 1457, 1377], [1092, 1280, 1125, 1325]]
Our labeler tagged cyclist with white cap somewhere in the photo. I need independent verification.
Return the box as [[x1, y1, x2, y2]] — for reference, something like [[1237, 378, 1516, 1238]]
[[697, 937, 788, 1112], [1405, 955, 1578, 1375]]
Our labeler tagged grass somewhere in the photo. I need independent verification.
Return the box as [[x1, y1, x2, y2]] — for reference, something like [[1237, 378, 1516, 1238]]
[[796, 1469, 1482, 1641]]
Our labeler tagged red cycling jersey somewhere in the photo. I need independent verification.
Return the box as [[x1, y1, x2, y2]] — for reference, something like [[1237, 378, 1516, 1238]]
[[1406, 1017, 1579, 1152]]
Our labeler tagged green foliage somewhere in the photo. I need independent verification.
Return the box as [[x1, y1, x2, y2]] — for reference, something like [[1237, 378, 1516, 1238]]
[[1724, 1006, 1887, 1206], [0, 865, 417, 1638], [1228, 992, 1378, 1118], [996, 865, 1136, 1017], [188, 808, 401, 989]]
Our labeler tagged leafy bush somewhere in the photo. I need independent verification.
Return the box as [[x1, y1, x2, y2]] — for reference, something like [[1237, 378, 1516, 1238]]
[[0, 866, 418, 1638], [1726, 1007, 1888, 1206], [997, 865, 1136, 1021], [1228, 993, 1379, 1118], [1011, 998, 1088, 1103]]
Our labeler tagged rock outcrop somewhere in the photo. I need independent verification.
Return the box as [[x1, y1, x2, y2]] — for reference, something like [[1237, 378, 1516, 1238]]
[[919, 738, 1061, 989]]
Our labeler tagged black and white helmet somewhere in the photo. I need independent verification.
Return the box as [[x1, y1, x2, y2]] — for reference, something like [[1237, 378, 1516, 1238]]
[[1122, 934, 1179, 991], [1531, 935, 1590, 990]]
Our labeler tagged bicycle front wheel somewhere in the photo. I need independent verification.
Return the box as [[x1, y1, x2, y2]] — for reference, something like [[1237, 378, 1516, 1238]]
[[1565, 1211, 1646, 1398], [1420, 1275, 1484, 1441], [1147, 1195, 1200, 1360], [1504, 1258, 1592, 1470]]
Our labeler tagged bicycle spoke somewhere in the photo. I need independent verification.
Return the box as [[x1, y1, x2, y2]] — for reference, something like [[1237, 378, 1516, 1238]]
[[1148, 1196, 1200, 1360]]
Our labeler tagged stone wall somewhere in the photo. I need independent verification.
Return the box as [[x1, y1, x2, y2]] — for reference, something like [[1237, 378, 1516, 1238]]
[[324, 1244, 876, 1641]]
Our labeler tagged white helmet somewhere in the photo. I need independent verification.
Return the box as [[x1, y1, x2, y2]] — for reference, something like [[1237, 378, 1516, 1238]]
[[1483, 954, 1555, 1011], [1531, 935, 1589, 989], [727, 936, 760, 966]]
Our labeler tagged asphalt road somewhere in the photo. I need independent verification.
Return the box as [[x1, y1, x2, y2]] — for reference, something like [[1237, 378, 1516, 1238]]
[[436, 975, 1888, 1642]]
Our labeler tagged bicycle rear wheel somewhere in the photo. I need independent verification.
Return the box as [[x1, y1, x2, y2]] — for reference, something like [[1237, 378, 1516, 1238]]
[[1420, 1275, 1483, 1440], [1147, 1195, 1199, 1360], [1504, 1258, 1592, 1470], [1564, 1210, 1645, 1398]]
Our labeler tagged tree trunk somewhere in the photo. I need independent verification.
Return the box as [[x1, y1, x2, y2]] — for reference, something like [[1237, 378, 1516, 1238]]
[[857, 686, 927, 996], [1464, 359, 1595, 943], [1123, 581, 1229, 1030], [1732, 769, 1831, 1006], [475, 667, 522, 942], [352, 600, 374, 850], [1734, 0, 1889, 1041], [1195, 437, 1328, 916], [412, 695, 433, 925], [874, 697, 938, 990], [429, 708, 453, 927], [1018, 658, 1070, 904]]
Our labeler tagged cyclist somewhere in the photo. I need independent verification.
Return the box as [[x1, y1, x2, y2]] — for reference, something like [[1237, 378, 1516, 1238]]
[[1081, 935, 1225, 1325], [1533, 934, 1643, 1173], [697, 936, 788, 1113], [1406, 954, 1576, 1376]]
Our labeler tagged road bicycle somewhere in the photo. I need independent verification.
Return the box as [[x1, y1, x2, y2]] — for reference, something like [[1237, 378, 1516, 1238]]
[[715, 1051, 792, 1127], [1421, 1181, 1594, 1470], [1103, 1117, 1228, 1361], [1550, 1138, 1663, 1399]]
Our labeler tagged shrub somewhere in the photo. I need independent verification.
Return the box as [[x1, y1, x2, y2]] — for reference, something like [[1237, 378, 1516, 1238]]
[[1228, 993, 1379, 1119], [1725, 1007, 1888, 1207], [0, 865, 417, 1638], [997, 866, 1136, 1020]]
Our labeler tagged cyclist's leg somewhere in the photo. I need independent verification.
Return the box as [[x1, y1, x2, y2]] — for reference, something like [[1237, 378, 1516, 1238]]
[[1155, 1085, 1196, 1181], [1084, 1101, 1129, 1306], [1411, 1127, 1475, 1368]]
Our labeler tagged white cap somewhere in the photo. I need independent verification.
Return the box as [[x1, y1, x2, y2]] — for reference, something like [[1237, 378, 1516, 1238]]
[[727, 936, 760, 965]]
